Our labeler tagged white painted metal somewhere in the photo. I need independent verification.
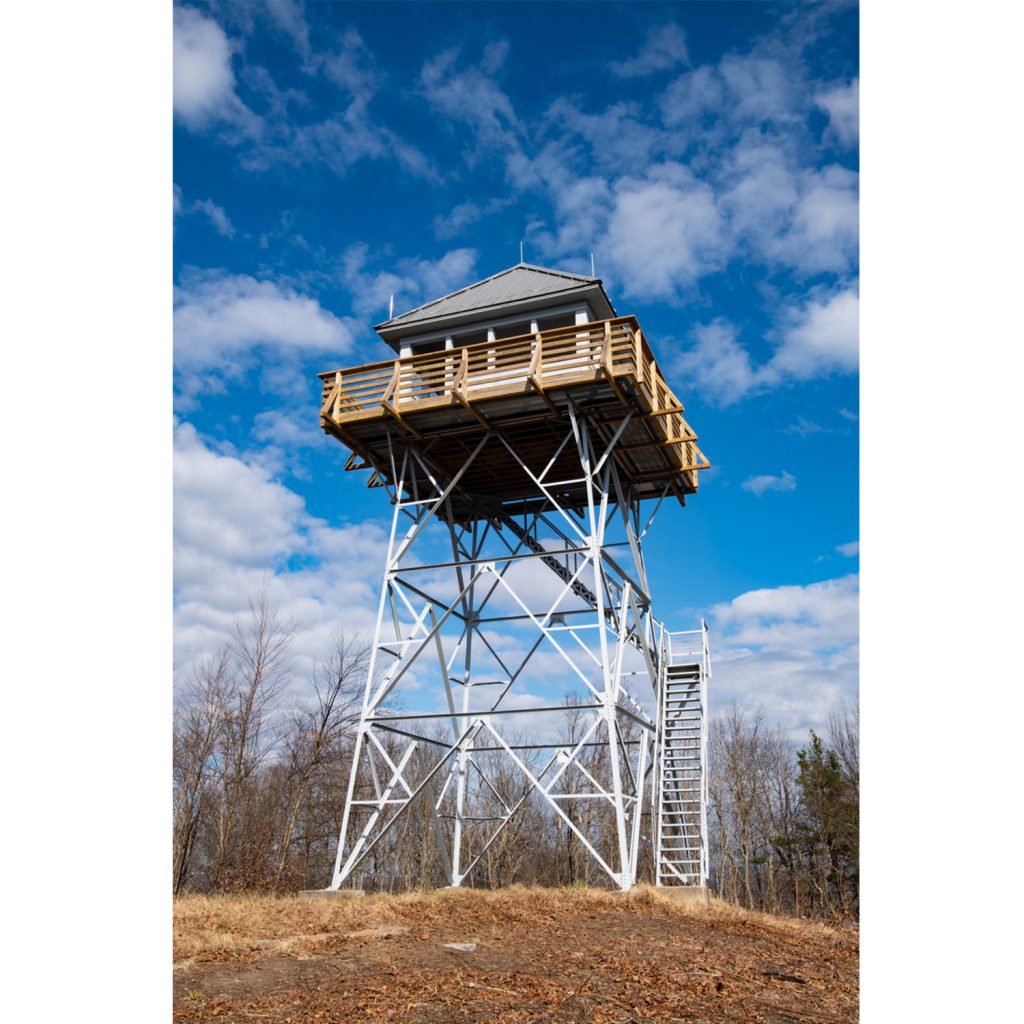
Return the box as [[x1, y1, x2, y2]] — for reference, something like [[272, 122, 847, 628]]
[[326, 405, 709, 893], [654, 622, 710, 887]]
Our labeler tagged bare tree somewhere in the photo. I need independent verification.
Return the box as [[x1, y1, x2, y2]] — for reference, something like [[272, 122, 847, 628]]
[[210, 588, 294, 889], [273, 630, 368, 885], [172, 650, 230, 894]]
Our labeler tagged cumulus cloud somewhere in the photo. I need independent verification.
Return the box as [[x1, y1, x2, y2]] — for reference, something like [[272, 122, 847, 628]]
[[741, 470, 797, 496], [176, 9, 434, 180], [660, 65, 725, 126], [712, 574, 857, 653], [661, 53, 798, 129], [708, 574, 859, 740], [719, 55, 800, 125], [815, 78, 859, 147], [772, 166, 859, 274], [672, 320, 761, 406], [173, 270, 357, 370], [611, 23, 689, 78], [836, 541, 859, 557], [722, 140, 859, 275], [174, 420, 387, 687], [520, 41, 858, 293], [339, 244, 477, 321], [604, 164, 727, 299], [671, 284, 858, 405], [771, 286, 859, 379], [173, 5, 260, 135]]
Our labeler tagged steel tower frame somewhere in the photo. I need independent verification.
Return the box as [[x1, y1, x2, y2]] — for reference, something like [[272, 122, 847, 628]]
[[328, 401, 703, 892]]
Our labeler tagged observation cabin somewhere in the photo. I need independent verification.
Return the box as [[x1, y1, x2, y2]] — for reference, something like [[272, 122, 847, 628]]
[[318, 263, 709, 519]]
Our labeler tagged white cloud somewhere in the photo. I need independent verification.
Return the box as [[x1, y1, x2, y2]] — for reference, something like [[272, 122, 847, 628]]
[[173, 270, 357, 370], [741, 470, 797, 496], [253, 406, 316, 449], [604, 164, 727, 299], [175, 12, 434, 181], [722, 137, 859, 275], [419, 45, 523, 160], [173, 5, 260, 135], [672, 320, 761, 406], [174, 185, 235, 237], [321, 28, 378, 109], [519, 37, 857, 291], [712, 574, 858, 653], [264, 0, 313, 67], [661, 53, 798, 128], [708, 574, 859, 740], [671, 284, 858, 405], [785, 416, 826, 436], [546, 99, 666, 174], [174, 420, 304, 567], [772, 165, 859, 274], [340, 244, 477, 321], [611, 23, 689, 78], [770, 286, 859, 379], [719, 55, 799, 125], [173, 420, 387, 688], [815, 78, 859, 147], [660, 65, 726, 126], [433, 201, 484, 240], [836, 540, 859, 557], [190, 198, 235, 238]]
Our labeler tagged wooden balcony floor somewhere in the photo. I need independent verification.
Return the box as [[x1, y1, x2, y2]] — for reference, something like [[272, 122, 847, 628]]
[[318, 317, 708, 517]]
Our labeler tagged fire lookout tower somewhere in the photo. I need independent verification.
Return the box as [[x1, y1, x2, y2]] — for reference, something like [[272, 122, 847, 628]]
[[317, 263, 711, 892]]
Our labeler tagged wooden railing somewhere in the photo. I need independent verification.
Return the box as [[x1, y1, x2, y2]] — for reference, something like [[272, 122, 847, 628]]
[[321, 316, 677, 422], [319, 316, 708, 484]]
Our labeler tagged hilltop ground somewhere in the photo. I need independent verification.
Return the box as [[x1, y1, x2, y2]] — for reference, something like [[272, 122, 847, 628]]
[[173, 887, 858, 1023]]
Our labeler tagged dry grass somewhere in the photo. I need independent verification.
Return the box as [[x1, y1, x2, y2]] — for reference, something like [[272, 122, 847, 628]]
[[174, 887, 859, 1022], [174, 885, 847, 962]]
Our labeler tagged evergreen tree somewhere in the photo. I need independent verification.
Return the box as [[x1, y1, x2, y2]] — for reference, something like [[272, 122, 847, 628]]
[[796, 731, 858, 918]]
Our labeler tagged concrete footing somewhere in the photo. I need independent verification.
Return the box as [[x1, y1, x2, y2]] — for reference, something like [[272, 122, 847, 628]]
[[658, 885, 710, 908], [298, 889, 366, 901]]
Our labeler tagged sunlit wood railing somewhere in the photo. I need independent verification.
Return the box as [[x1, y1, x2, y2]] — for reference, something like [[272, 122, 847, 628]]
[[319, 316, 708, 484]]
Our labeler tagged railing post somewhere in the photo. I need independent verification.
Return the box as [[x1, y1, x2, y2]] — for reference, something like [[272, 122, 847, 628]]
[[333, 370, 342, 420]]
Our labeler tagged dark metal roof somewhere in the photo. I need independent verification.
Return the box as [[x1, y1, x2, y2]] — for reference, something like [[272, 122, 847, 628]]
[[375, 263, 609, 331]]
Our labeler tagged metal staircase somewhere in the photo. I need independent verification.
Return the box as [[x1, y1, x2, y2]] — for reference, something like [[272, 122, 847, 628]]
[[655, 624, 710, 886]]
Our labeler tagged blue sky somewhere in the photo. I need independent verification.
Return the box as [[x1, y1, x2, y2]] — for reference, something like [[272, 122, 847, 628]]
[[173, 0, 859, 740]]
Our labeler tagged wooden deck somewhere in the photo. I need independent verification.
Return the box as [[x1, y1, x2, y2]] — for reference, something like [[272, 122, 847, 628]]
[[318, 316, 709, 516]]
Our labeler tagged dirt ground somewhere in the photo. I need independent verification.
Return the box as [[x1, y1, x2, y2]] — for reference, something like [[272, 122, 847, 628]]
[[173, 887, 858, 1023]]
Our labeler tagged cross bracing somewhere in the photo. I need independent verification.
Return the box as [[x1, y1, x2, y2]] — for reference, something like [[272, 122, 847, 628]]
[[327, 398, 709, 892]]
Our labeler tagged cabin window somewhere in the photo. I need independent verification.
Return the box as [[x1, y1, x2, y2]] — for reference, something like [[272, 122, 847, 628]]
[[493, 320, 532, 341], [536, 312, 578, 332], [451, 330, 489, 347], [411, 337, 447, 355]]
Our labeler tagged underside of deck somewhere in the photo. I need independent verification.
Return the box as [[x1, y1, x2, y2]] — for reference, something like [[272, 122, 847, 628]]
[[318, 316, 708, 518]]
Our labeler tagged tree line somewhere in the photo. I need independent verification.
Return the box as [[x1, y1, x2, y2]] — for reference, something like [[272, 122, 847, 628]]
[[173, 594, 858, 921]]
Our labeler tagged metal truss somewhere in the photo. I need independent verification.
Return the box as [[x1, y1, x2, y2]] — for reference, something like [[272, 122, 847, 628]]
[[329, 404, 691, 892]]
